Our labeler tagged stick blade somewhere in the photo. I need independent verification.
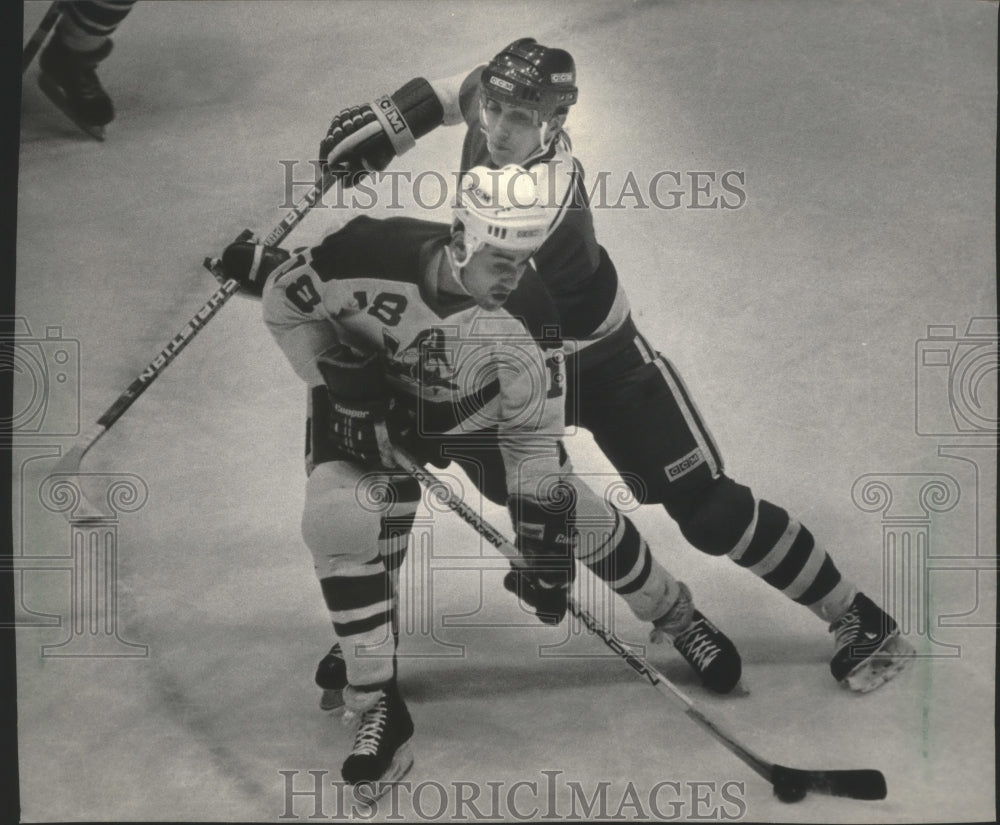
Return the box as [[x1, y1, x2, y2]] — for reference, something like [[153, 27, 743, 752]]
[[49, 429, 108, 522], [52, 440, 87, 477], [772, 764, 887, 800]]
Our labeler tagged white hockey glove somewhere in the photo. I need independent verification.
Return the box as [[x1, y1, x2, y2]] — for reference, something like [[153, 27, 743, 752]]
[[504, 486, 577, 625]]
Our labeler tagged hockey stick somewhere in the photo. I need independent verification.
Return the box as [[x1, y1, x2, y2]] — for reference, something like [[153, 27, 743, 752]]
[[52, 169, 343, 491], [390, 444, 888, 804], [22, 1, 62, 74]]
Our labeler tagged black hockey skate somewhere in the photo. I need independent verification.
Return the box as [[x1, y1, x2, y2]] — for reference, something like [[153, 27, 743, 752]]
[[38, 37, 114, 141], [651, 581, 743, 695], [829, 592, 913, 693], [315, 643, 348, 711], [341, 681, 414, 804], [669, 611, 744, 695]]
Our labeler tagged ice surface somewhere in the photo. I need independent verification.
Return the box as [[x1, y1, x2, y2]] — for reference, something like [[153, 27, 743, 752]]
[[14, 1, 996, 821]]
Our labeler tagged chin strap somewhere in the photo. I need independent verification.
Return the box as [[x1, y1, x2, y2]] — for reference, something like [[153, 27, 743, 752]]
[[442, 245, 473, 294], [477, 100, 564, 164]]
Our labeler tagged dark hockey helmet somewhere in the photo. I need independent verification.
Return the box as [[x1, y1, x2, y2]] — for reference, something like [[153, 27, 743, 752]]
[[480, 38, 578, 115]]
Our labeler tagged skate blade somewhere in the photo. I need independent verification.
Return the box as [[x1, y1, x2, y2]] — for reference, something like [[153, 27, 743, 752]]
[[843, 633, 914, 694], [350, 743, 414, 807], [319, 688, 344, 712], [729, 679, 751, 697], [38, 73, 107, 141]]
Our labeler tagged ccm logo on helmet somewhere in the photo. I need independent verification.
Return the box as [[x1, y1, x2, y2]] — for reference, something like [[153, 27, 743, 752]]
[[489, 75, 516, 92], [550, 72, 574, 83], [516, 228, 543, 238]]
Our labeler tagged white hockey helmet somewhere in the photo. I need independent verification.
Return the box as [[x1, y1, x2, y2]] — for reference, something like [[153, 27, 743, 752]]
[[450, 164, 551, 268]]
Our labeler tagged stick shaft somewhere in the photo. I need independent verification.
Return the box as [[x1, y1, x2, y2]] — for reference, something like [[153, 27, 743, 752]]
[[262, 175, 328, 246], [97, 279, 239, 429], [259, 119, 380, 247], [96, 175, 329, 429], [60, 176, 330, 473], [22, 1, 62, 74], [390, 446, 775, 782]]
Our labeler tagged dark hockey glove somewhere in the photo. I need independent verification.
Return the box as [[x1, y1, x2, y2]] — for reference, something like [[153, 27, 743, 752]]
[[317, 78, 445, 186], [318, 104, 392, 187], [382, 402, 451, 470], [504, 488, 577, 625], [219, 239, 292, 298], [316, 345, 396, 468]]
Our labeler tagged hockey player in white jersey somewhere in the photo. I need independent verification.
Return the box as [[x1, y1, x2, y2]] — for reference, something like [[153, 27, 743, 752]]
[[312, 39, 913, 695], [219, 166, 742, 797]]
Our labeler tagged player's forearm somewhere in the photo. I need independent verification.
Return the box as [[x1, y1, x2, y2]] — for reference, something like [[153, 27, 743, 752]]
[[428, 65, 484, 126]]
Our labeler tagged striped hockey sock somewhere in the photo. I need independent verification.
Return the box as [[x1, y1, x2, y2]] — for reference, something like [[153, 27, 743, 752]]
[[727, 497, 856, 622]]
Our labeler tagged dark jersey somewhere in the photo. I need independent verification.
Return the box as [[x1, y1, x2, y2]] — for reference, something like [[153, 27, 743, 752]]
[[459, 83, 632, 354]]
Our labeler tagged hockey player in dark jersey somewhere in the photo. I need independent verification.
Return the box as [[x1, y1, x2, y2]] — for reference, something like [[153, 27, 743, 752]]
[[36, 0, 137, 140], [313, 39, 913, 695], [220, 166, 742, 798]]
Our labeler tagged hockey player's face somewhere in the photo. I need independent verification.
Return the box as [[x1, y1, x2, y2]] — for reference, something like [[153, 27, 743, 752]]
[[461, 244, 532, 310], [481, 99, 545, 166]]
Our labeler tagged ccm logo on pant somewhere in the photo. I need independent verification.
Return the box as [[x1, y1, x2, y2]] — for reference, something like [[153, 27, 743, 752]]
[[665, 449, 704, 481]]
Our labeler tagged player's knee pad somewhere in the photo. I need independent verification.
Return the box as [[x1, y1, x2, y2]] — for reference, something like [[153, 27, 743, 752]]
[[666, 475, 756, 557], [302, 463, 406, 577]]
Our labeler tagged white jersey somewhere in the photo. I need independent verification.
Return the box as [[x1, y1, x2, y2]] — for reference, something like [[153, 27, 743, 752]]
[[262, 215, 566, 500]]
